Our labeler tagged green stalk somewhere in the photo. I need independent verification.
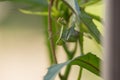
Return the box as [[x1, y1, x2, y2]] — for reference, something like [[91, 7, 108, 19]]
[[63, 65, 71, 80], [48, 0, 57, 64], [77, 36, 84, 80], [77, 22, 84, 80], [62, 42, 77, 59], [77, 67, 83, 80]]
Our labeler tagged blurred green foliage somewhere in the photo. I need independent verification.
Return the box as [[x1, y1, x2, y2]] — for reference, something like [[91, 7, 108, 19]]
[[0, 0, 103, 80]]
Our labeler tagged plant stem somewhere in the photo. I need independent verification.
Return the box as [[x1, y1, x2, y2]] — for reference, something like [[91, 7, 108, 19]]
[[48, 0, 57, 64], [77, 40, 83, 80], [77, 37, 84, 80], [79, 33, 84, 55], [77, 67, 83, 80], [63, 65, 71, 80], [62, 42, 77, 59], [77, 23, 84, 80], [55, 0, 59, 9], [61, 42, 77, 80]]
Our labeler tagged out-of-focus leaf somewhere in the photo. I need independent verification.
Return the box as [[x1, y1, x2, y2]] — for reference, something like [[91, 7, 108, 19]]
[[80, 0, 101, 7], [62, 0, 101, 44], [58, 1, 70, 21], [19, 9, 55, 16], [44, 53, 101, 80], [87, 12, 102, 22], [0, 0, 48, 8]]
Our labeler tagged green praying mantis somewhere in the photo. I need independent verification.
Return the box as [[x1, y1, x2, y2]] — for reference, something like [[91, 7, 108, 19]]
[[56, 17, 92, 45], [56, 17, 80, 45]]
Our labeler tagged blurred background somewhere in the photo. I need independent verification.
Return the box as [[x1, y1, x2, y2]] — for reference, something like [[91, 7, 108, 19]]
[[0, 1, 103, 80]]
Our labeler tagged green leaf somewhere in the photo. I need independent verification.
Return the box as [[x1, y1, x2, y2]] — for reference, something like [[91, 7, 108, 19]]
[[62, 0, 80, 16], [87, 12, 102, 22], [62, 0, 101, 44], [70, 52, 101, 76], [80, 10, 101, 43], [80, 0, 101, 7], [0, 0, 48, 7], [44, 61, 71, 80], [19, 9, 55, 16], [44, 53, 101, 80]]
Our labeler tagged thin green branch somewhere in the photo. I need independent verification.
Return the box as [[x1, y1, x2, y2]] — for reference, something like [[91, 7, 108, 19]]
[[63, 65, 71, 80], [48, 0, 57, 64], [78, 33, 84, 55], [77, 67, 83, 80], [77, 22, 84, 80], [62, 42, 77, 59], [60, 42, 77, 80], [77, 37, 84, 80], [59, 73, 63, 79], [55, 0, 59, 8]]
